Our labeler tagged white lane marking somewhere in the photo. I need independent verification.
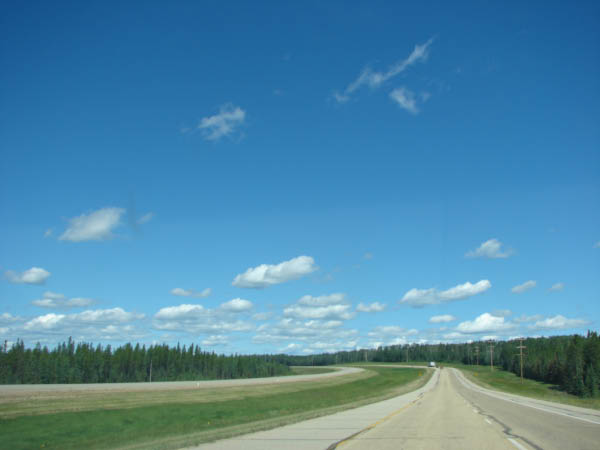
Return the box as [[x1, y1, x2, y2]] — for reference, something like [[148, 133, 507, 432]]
[[451, 369, 600, 425], [485, 418, 492, 425], [508, 438, 527, 450]]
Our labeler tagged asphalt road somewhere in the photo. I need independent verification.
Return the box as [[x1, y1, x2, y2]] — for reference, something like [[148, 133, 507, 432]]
[[194, 367, 600, 450], [339, 368, 600, 450]]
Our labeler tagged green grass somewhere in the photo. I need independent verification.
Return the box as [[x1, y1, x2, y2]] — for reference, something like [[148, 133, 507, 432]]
[[0, 367, 430, 450], [448, 363, 600, 410]]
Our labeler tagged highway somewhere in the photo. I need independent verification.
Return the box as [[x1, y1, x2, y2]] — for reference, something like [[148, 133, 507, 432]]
[[338, 368, 600, 450], [193, 367, 600, 450]]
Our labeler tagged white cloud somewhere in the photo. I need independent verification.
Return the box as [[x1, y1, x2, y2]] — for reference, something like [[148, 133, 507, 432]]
[[511, 280, 536, 294], [549, 283, 564, 292], [400, 280, 491, 307], [23, 307, 143, 331], [297, 293, 345, 306], [153, 303, 254, 335], [356, 302, 387, 312], [368, 326, 418, 337], [456, 313, 514, 334], [137, 212, 154, 225], [155, 304, 207, 320], [0, 313, 21, 323], [24, 313, 66, 330], [390, 87, 418, 114], [202, 335, 229, 346], [5, 267, 51, 285], [220, 298, 253, 312], [232, 255, 317, 288], [252, 312, 273, 321], [59, 207, 125, 242], [465, 238, 513, 259], [530, 315, 590, 330], [71, 308, 144, 323], [429, 314, 456, 323], [284, 304, 354, 320], [198, 103, 245, 141], [336, 38, 434, 102], [491, 309, 512, 317], [252, 317, 358, 346], [44, 229, 53, 238], [170, 287, 212, 298], [32, 291, 95, 309]]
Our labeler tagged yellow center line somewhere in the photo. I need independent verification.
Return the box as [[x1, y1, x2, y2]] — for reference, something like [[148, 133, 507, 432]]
[[334, 395, 423, 448]]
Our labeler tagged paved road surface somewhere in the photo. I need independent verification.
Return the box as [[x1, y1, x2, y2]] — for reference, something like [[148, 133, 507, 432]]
[[187, 367, 439, 450], [192, 367, 600, 450], [340, 368, 599, 450]]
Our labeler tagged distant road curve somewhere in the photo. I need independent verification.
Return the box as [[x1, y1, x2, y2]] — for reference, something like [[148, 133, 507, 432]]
[[0, 366, 364, 397]]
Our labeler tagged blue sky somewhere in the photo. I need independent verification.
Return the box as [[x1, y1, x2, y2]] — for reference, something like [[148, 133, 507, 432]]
[[1, 1, 599, 354]]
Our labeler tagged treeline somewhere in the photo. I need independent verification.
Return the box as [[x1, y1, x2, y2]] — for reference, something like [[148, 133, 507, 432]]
[[0, 338, 290, 384], [272, 332, 600, 398]]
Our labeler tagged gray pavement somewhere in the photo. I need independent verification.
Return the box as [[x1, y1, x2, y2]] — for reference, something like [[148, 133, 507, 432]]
[[191, 367, 600, 450], [186, 368, 440, 450]]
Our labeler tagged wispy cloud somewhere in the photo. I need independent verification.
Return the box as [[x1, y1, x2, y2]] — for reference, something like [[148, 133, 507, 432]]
[[59, 207, 125, 242], [333, 38, 433, 103], [170, 287, 212, 298], [137, 212, 154, 225], [400, 280, 491, 307], [529, 315, 590, 330], [390, 87, 419, 114], [548, 283, 564, 292], [44, 229, 53, 238], [284, 293, 354, 320], [232, 255, 317, 289], [429, 314, 456, 324], [5, 267, 51, 285], [466, 238, 513, 259], [511, 280, 536, 294], [198, 103, 245, 141], [594, 241, 600, 248], [356, 302, 387, 313], [32, 291, 95, 309]]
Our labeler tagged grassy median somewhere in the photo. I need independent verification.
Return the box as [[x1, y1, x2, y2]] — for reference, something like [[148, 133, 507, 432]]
[[0, 366, 430, 450]]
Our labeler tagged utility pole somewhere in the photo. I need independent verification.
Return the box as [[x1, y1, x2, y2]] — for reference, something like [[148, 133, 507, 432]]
[[488, 340, 495, 371], [149, 358, 153, 383], [517, 338, 526, 384], [406, 345, 409, 363], [474, 345, 480, 366], [364, 349, 368, 362]]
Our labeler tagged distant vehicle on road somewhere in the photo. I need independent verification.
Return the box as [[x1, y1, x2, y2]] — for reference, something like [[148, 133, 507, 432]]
[[429, 361, 436, 367]]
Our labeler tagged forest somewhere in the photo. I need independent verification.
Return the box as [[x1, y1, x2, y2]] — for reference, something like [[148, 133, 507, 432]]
[[273, 331, 600, 398], [2, 332, 598, 399], [0, 338, 290, 384]]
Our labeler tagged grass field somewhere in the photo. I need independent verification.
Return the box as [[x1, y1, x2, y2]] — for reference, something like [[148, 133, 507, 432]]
[[0, 366, 430, 450], [445, 363, 600, 410]]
